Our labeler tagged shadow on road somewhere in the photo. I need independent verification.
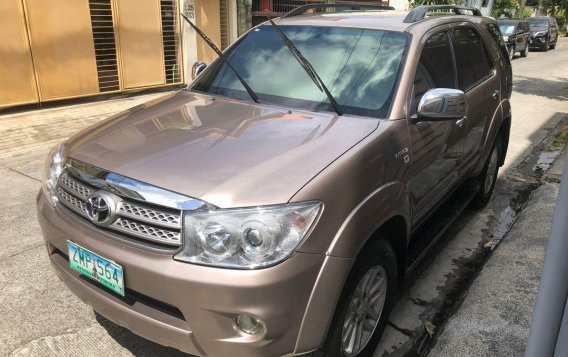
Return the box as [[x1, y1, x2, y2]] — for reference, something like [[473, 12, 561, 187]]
[[513, 76, 568, 101], [95, 313, 195, 357]]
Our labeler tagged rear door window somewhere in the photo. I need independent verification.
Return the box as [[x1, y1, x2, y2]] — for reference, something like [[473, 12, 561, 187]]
[[451, 28, 493, 91]]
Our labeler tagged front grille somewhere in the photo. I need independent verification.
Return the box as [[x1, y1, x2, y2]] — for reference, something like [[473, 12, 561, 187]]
[[119, 202, 180, 227], [111, 218, 181, 243], [57, 172, 182, 247]]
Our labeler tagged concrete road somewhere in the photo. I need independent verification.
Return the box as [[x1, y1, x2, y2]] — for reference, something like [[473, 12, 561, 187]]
[[428, 151, 565, 357], [0, 40, 566, 357]]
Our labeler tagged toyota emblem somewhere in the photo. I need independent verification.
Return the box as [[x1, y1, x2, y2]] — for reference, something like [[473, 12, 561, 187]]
[[86, 195, 111, 223]]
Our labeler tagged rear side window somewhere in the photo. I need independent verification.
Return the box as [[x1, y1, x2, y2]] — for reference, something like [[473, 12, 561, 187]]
[[452, 28, 492, 90], [412, 31, 456, 112]]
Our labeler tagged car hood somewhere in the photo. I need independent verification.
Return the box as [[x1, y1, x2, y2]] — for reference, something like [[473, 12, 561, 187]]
[[66, 91, 379, 208]]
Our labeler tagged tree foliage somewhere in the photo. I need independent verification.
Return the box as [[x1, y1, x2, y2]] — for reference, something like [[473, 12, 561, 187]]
[[492, 0, 516, 17]]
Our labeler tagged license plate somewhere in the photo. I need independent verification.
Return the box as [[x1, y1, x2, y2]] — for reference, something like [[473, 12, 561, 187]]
[[67, 240, 125, 296]]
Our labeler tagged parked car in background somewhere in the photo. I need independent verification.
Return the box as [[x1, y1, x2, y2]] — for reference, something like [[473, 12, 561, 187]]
[[498, 19, 530, 59], [37, 4, 512, 357], [527, 16, 559, 51]]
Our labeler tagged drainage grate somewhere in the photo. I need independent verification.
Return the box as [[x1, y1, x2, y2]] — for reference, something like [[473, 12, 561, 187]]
[[161, 0, 182, 84], [89, 0, 120, 92]]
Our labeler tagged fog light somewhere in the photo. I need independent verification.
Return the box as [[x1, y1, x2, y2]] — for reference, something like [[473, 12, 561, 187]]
[[235, 314, 265, 335]]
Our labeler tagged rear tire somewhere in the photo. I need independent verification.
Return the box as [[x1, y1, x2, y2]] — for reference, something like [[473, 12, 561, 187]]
[[321, 240, 397, 357], [471, 138, 501, 208]]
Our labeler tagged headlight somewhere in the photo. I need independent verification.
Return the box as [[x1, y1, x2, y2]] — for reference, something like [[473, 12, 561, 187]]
[[503, 36, 509, 42], [175, 201, 322, 269], [42, 143, 66, 206], [534, 31, 546, 37]]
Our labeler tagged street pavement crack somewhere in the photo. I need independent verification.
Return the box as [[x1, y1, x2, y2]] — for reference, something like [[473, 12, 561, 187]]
[[5, 166, 41, 183], [388, 321, 414, 337], [5, 243, 43, 260]]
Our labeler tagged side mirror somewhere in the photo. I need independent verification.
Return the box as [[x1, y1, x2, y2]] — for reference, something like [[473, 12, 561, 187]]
[[191, 61, 207, 80], [415, 88, 467, 122]]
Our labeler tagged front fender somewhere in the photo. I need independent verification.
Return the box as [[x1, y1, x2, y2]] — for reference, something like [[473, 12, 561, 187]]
[[293, 181, 410, 353], [325, 181, 410, 258]]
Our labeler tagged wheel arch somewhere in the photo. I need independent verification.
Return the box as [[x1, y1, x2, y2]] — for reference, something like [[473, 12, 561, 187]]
[[474, 100, 511, 174], [365, 215, 408, 287]]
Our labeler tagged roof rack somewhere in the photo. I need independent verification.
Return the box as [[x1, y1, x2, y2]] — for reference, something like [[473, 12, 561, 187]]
[[282, 3, 395, 18], [403, 5, 482, 23]]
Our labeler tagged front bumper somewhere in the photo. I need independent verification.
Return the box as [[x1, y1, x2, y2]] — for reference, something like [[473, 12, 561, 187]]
[[37, 192, 352, 356], [530, 36, 547, 47]]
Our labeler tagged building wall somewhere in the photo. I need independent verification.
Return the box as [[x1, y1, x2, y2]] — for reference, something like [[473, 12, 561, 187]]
[[181, 0, 238, 83], [0, 0, 239, 109], [0, 0, 185, 109], [196, 0, 222, 64]]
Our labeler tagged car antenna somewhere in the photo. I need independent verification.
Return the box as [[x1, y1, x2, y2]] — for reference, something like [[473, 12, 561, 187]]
[[180, 13, 260, 104], [266, 17, 343, 116]]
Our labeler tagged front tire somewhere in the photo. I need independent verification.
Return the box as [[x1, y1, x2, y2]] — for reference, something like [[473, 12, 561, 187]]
[[508, 45, 515, 60], [550, 36, 557, 49], [543, 37, 550, 52], [321, 240, 397, 357], [472, 139, 501, 208]]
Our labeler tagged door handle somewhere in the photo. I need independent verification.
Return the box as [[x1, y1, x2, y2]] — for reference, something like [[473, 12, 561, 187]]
[[492, 90, 500, 100], [456, 117, 466, 128]]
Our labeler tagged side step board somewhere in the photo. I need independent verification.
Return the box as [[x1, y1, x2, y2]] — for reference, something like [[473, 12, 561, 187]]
[[406, 181, 480, 273]]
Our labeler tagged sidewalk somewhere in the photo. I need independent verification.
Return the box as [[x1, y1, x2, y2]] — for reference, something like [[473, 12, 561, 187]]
[[0, 92, 170, 166], [429, 151, 566, 356]]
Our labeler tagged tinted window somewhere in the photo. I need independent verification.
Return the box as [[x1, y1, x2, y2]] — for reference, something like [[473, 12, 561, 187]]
[[521, 22, 530, 31], [412, 31, 456, 112], [498, 23, 516, 35], [452, 28, 492, 90], [193, 26, 408, 118]]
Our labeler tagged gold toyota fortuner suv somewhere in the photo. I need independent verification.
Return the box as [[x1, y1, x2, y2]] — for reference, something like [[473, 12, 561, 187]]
[[38, 4, 512, 357]]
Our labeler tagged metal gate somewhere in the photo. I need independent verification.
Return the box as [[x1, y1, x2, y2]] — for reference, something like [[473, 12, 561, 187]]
[[0, 0, 184, 109]]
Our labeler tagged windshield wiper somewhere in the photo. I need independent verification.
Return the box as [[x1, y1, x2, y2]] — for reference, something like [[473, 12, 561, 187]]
[[180, 13, 260, 103], [266, 18, 343, 116]]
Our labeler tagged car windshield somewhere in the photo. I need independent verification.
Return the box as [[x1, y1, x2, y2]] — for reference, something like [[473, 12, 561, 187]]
[[527, 18, 548, 27], [498, 24, 516, 35], [192, 25, 409, 118]]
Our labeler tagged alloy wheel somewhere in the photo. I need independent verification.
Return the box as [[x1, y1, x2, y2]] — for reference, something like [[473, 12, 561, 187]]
[[341, 266, 387, 356]]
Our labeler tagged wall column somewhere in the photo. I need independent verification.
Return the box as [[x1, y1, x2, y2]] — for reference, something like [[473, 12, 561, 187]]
[[236, 0, 252, 37]]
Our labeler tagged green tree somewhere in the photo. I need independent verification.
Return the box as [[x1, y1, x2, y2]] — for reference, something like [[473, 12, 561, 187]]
[[492, 0, 517, 17]]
